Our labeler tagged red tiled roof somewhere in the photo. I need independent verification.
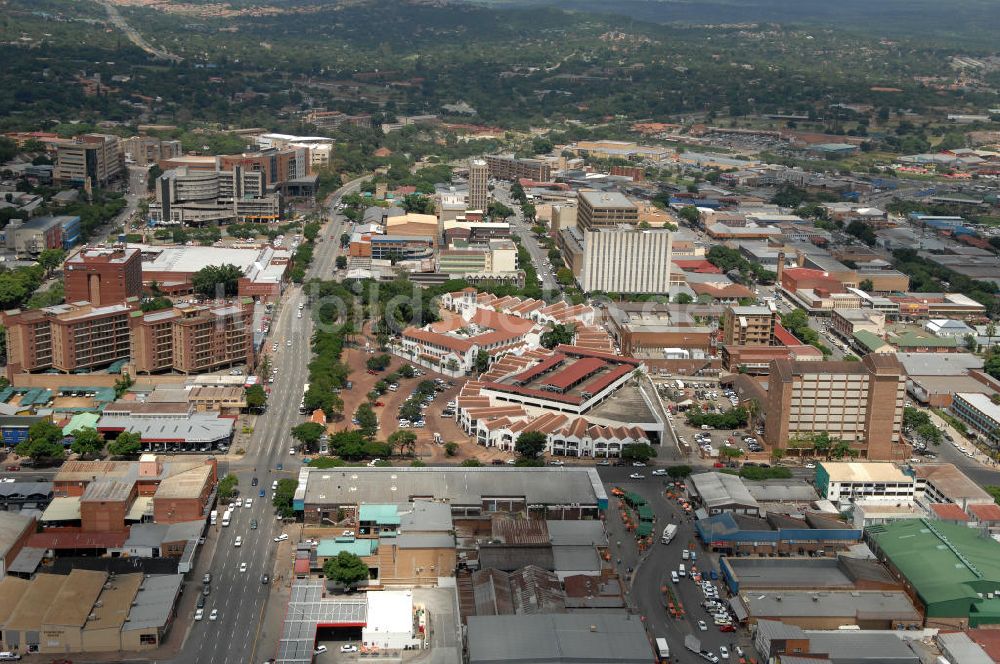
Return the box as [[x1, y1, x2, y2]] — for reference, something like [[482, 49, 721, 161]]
[[512, 353, 566, 384], [294, 558, 311, 574], [690, 282, 754, 298], [553, 345, 642, 366], [403, 326, 475, 353], [482, 381, 582, 405], [772, 323, 802, 347], [579, 364, 632, 397], [544, 358, 607, 391], [968, 503, 1000, 522], [471, 308, 536, 334], [672, 259, 722, 274], [28, 531, 127, 550], [929, 503, 970, 522]]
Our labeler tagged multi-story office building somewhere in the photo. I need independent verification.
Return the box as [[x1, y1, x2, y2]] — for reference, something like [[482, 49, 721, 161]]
[[578, 228, 672, 294], [122, 136, 183, 167], [132, 301, 253, 374], [576, 190, 639, 231], [722, 304, 778, 346], [53, 134, 123, 188], [3, 302, 133, 374], [438, 239, 518, 276], [218, 146, 310, 189], [763, 354, 906, 460], [468, 158, 489, 211], [3, 216, 69, 256], [484, 154, 552, 182], [64, 246, 143, 306], [950, 393, 1000, 446], [150, 166, 282, 225]]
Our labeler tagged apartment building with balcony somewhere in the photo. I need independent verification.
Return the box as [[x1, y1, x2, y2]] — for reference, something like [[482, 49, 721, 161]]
[[484, 154, 552, 182], [762, 354, 906, 461], [132, 301, 253, 375], [3, 302, 133, 374], [722, 304, 779, 346]]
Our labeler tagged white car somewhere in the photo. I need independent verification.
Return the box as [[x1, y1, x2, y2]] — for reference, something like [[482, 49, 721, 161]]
[[286, 340, 292, 346], [697, 620, 707, 631], [239, 562, 248, 573], [720, 646, 729, 659], [0, 478, 15, 483], [274, 533, 289, 542], [245, 499, 252, 508], [628, 473, 645, 479], [804, 463, 816, 469], [234, 537, 242, 547], [194, 608, 204, 621], [340, 644, 359, 653], [652, 469, 667, 476], [289, 447, 296, 455], [314, 645, 328, 655], [209, 609, 218, 621], [631, 461, 646, 467]]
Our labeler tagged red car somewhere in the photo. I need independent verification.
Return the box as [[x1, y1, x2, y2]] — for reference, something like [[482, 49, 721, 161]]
[[374, 401, 385, 407], [367, 369, 377, 375], [5, 465, 19, 471], [718, 624, 736, 632]]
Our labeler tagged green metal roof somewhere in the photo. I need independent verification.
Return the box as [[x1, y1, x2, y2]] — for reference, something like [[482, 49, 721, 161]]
[[316, 538, 379, 558], [870, 519, 1000, 616], [892, 332, 958, 349], [62, 412, 101, 436], [358, 504, 401, 525], [853, 330, 890, 353]]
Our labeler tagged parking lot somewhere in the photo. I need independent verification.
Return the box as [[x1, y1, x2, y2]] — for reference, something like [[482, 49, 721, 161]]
[[664, 382, 766, 460]]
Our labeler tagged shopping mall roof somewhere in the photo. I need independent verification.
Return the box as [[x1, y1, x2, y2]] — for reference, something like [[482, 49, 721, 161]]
[[819, 462, 910, 484]]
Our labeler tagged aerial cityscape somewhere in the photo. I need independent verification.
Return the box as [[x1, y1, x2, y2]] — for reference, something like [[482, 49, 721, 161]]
[[2, 0, 1000, 663]]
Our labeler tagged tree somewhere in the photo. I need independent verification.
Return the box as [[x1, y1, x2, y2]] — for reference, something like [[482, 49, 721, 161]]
[[336, 255, 348, 270], [444, 441, 459, 457], [69, 427, 104, 457], [108, 431, 142, 457], [291, 422, 326, 450], [355, 402, 379, 438], [303, 222, 321, 242], [515, 431, 547, 459], [555, 268, 575, 286], [667, 465, 693, 479], [16, 420, 66, 463], [621, 443, 658, 462], [460, 458, 483, 467], [273, 478, 297, 518], [540, 323, 575, 349], [674, 292, 694, 304], [191, 264, 243, 298], [114, 373, 134, 399], [859, 279, 874, 292], [246, 384, 267, 411], [141, 296, 173, 313], [399, 364, 416, 379], [474, 350, 490, 373], [388, 430, 417, 456], [38, 248, 65, 274], [488, 201, 515, 220], [678, 206, 700, 225], [218, 474, 239, 502]]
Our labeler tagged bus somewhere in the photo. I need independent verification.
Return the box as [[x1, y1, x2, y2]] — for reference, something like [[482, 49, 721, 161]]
[[299, 383, 310, 414]]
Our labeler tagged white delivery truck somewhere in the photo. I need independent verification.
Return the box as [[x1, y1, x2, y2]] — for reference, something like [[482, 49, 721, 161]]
[[210, 510, 218, 525], [221, 509, 232, 527], [655, 637, 670, 660], [661, 523, 678, 544]]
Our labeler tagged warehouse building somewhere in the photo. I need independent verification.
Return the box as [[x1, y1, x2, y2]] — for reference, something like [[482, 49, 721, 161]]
[[0, 569, 182, 653], [868, 519, 1000, 628], [294, 466, 608, 525], [737, 589, 922, 630]]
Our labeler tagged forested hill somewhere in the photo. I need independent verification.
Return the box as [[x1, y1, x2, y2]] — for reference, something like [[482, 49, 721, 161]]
[[470, 0, 1000, 41]]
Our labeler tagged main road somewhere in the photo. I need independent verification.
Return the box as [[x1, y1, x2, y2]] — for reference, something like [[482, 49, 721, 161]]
[[175, 178, 364, 664]]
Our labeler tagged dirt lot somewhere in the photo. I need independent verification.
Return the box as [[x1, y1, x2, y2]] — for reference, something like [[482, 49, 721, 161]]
[[332, 347, 504, 463]]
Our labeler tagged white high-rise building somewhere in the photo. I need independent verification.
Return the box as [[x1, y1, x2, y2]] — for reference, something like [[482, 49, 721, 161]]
[[580, 228, 673, 294]]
